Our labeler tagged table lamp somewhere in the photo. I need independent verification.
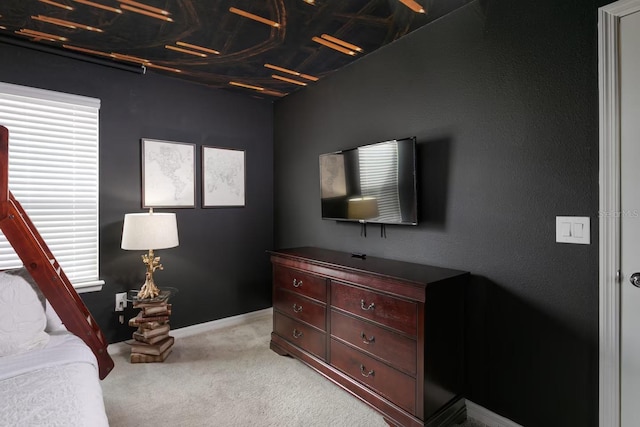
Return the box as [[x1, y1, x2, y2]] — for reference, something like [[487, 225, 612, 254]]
[[121, 208, 179, 299], [347, 196, 379, 220]]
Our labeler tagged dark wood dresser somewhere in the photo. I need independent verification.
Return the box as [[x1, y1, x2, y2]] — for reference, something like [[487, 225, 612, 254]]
[[269, 247, 468, 427]]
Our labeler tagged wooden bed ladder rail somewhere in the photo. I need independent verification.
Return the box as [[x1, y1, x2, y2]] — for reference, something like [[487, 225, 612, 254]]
[[0, 125, 114, 379]]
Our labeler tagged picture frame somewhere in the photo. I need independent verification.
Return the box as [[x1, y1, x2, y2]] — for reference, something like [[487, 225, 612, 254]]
[[141, 138, 196, 208], [202, 146, 246, 208]]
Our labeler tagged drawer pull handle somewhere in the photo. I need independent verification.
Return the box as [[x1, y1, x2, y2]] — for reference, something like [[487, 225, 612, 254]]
[[360, 332, 375, 344], [360, 364, 375, 378], [293, 278, 303, 288], [292, 303, 303, 313], [292, 329, 303, 339], [360, 300, 375, 311]]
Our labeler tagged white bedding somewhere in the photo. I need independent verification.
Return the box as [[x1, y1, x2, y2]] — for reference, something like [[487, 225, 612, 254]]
[[0, 332, 109, 427]]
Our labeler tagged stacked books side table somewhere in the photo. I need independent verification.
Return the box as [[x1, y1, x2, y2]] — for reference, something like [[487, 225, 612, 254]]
[[127, 288, 176, 363]]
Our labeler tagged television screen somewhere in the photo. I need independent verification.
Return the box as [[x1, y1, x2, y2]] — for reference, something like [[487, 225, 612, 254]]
[[319, 137, 417, 225]]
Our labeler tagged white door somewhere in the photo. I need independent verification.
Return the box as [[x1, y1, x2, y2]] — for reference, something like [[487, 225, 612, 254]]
[[620, 8, 640, 427]]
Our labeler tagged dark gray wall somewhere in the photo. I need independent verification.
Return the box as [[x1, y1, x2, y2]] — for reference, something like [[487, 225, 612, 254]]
[[0, 42, 274, 344], [273, 1, 603, 426]]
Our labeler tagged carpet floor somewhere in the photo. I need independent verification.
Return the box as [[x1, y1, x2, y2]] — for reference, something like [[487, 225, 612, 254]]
[[102, 313, 486, 427]]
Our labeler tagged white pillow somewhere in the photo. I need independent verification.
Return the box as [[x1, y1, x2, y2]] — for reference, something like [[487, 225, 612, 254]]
[[45, 299, 66, 332], [2, 267, 65, 332], [0, 271, 50, 356]]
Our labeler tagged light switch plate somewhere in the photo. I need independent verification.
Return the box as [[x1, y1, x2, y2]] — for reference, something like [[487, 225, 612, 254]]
[[556, 216, 590, 244]]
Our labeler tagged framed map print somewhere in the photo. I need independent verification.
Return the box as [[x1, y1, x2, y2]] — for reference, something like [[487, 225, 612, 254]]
[[202, 146, 245, 208], [142, 138, 196, 208]]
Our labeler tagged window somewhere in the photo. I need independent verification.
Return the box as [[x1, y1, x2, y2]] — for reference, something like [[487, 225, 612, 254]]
[[0, 82, 103, 291]]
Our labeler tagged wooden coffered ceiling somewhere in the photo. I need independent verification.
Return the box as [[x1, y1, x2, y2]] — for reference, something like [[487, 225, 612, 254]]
[[0, 0, 471, 99]]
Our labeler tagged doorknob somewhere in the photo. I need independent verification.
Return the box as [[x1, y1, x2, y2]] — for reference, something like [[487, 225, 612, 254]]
[[630, 273, 640, 288]]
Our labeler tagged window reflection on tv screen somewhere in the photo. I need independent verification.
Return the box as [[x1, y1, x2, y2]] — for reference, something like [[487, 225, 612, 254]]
[[319, 137, 417, 225]]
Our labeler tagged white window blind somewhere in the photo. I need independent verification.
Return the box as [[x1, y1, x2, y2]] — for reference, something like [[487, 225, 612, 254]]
[[358, 141, 402, 223], [0, 82, 103, 290]]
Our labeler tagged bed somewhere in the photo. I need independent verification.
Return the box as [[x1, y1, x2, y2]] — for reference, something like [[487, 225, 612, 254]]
[[0, 269, 109, 426], [0, 125, 112, 425]]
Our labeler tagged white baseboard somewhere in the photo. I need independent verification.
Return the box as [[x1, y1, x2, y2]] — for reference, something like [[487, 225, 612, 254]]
[[466, 400, 522, 427], [108, 307, 273, 355]]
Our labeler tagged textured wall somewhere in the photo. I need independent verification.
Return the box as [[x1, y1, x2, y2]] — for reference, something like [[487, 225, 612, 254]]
[[0, 42, 274, 344], [273, 1, 601, 426]]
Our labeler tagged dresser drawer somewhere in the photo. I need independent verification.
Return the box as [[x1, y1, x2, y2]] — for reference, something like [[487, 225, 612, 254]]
[[331, 281, 417, 336], [274, 312, 326, 359], [331, 310, 417, 376], [331, 339, 416, 414], [274, 265, 327, 302], [274, 288, 326, 331]]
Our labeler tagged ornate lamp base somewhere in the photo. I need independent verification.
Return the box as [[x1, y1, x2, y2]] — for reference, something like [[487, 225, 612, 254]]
[[136, 249, 162, 299], [137, 276, 160, 299]]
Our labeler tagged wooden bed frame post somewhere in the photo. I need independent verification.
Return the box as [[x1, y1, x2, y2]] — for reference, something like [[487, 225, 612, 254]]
[[0, 126, 8, 220], [0, 125, 114, 379]]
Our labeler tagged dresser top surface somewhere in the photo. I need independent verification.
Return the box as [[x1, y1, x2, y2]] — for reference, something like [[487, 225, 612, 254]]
[[268, 247, 468, 286]]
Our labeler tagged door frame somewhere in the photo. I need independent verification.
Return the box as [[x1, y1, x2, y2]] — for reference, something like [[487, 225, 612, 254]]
[[599, 1, 640, 426]]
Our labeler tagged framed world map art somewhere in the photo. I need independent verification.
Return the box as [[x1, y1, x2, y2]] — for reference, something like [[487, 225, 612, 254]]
[[141, 138, 196, 208], [202, 146, 245, 208]]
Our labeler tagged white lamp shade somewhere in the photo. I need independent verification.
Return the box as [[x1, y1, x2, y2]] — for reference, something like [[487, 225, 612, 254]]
[[347, 197, 379, 220], [121, 212, 179, 250]]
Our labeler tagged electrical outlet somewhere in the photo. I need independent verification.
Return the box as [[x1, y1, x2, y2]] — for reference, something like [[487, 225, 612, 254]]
[[115, 292, 127, 312]]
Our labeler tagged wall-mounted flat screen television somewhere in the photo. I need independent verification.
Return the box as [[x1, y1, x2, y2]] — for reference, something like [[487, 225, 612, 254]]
[[319, 137, 417, 225]]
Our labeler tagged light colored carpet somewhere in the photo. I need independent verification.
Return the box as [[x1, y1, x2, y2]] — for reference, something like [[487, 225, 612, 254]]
[[101, 313, 485, 427]]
